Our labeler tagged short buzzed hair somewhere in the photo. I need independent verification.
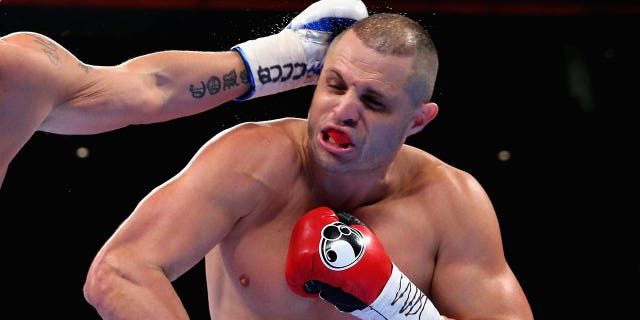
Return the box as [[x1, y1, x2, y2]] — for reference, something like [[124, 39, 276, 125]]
[[332, 13, 439, 104]]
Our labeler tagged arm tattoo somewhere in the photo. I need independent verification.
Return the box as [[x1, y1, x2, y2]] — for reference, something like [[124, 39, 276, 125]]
[[239, 69, 250, 85], [31, 36, 61, 66], [189, 68, 243, 99], [222, 69, 239, 90], [78, 62, 92, 73]]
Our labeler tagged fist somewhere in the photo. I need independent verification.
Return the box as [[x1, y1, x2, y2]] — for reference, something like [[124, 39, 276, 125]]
[[285, 207, 392, 308], [286, 0, 369, 75]]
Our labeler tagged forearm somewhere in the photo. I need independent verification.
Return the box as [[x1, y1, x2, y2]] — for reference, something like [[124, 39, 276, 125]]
[[93, 286, 190, 320], [119, 50, 251, 123], [85, 259, 190, 319]]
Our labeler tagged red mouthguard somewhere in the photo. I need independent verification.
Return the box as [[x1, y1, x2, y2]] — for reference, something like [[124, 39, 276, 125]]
[[326, 128, 351, 146]]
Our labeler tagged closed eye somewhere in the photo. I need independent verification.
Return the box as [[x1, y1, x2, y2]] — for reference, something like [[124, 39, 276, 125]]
[[327, 79, 346, 94], [362, 95, 385, 111]]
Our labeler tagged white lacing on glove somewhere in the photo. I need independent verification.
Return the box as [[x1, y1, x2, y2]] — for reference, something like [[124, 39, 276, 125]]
[[350, 264, 442, 320]]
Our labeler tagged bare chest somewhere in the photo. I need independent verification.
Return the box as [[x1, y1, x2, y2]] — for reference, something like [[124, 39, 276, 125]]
[[205, 195, 439, 319]]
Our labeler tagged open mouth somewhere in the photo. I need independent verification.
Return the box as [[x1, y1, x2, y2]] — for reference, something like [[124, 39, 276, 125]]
[[324, 128, 353, 149]]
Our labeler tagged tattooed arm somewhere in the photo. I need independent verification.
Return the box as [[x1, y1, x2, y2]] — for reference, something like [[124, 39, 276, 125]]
[[2, 32, 252, 134], [0, 31, 250, 188]]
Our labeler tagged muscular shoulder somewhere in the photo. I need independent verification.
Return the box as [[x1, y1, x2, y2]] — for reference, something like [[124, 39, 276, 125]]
[[227, 117, 305, 139], [1, 32, 65, 75], [399, 145, 494, 219], [214, 117, 305, 156], [170, 117, 306, 218], [1, 32, 83, 111], [400, 144, 503, 250], [194, 117, 306, 180]]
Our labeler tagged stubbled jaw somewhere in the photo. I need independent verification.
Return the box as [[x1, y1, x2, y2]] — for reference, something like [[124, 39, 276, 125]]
[[324, 128, 353, 149]]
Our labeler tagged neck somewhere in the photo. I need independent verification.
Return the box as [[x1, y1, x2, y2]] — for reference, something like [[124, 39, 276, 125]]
[[307, 162, 390, 212]]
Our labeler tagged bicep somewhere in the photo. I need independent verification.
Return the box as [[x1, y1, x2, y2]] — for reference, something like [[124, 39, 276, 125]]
[[102, 131, 269, 280], [105, 167, 258, 282], [434, 257, 530, 319], [431, 173, 532, 318]]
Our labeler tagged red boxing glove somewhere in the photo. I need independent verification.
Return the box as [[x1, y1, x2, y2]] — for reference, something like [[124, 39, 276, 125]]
[[286, 206, 391, 306], [285, 207, 442, 319]]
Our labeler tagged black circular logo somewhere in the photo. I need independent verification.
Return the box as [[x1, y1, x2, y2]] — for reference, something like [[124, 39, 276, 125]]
[[318, 222, 366, 270]]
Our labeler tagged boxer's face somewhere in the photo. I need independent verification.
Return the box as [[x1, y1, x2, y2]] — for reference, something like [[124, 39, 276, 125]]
[[307, 31, 430, 173]]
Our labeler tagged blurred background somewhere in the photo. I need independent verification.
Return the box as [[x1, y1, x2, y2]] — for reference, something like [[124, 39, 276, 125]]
[[1, 0, 637, 318]]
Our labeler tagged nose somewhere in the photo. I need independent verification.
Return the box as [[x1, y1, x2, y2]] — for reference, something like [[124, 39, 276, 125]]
[[333, 90, 361, 127]]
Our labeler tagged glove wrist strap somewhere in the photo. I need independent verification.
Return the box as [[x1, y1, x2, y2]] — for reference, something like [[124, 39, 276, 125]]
[[231, 29, 314, 101], [350, 264, 442, 320]]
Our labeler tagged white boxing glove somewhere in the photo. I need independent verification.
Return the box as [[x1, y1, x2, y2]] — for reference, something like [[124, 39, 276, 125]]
[[232, 0, 368, 101]]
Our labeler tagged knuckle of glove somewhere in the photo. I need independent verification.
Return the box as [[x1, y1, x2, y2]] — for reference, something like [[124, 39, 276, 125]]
[[290, 0, 368, 31]]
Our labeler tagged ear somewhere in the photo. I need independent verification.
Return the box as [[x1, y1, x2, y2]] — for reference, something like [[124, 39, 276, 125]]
[[407, 102, 438, 136]]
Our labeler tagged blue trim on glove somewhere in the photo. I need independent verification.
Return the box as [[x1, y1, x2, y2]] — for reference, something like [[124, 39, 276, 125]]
[[232, 46, 257, 101], [289, 17, 358, 41]]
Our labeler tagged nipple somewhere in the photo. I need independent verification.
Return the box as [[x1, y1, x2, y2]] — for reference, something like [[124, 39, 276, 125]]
[[239, 274, 250, 287]]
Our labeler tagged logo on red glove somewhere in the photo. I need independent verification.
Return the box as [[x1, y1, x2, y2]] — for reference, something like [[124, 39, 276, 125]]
[[319, 221, 366, 270]]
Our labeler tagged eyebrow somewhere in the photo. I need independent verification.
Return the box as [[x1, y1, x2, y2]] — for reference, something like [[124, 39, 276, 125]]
[[327, 68, 387, 100]]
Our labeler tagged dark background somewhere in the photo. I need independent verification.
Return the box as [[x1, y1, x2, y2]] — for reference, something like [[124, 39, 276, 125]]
[[0, 1, 637, 318]]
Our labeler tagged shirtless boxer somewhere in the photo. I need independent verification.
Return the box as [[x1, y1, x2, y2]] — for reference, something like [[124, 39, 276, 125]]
[[84, 12, 534, 320], [0, 0, 367, 189]]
